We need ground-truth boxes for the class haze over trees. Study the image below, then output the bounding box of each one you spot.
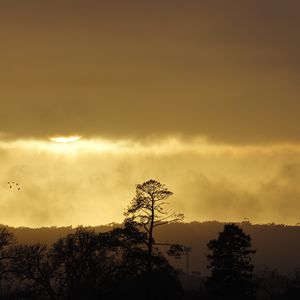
[0,180,299,299]
[0,180,184,300]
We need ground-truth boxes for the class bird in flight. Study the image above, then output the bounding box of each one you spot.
[8,181,21,191]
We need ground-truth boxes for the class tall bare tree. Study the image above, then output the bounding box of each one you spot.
[125,179,184,270]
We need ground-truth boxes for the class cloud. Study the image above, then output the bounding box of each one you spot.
[0,0,299,143]
[0,137,300,226]
[0,0,299,225]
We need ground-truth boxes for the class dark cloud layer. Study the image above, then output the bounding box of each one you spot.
[0,0,299,142]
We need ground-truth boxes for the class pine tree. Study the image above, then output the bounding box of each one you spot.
[206,223,256,300]
[125,179,184,271]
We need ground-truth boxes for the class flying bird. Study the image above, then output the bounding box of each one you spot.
[7,181,22,191]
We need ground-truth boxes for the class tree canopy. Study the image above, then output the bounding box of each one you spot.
[125,179,184,270]
[206,223,256,300]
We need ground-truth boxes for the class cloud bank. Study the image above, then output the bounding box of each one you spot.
[0,137,300,227]
[0,0,300,143]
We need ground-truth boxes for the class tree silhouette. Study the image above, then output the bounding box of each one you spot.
[206,223,256,300]
[51,227,121,300]
[0,228,15,295]
[4,223,182,300]
[124,179,184,271]
[280,268,300,300]
[11,243,59,300]
[106,221,182,300]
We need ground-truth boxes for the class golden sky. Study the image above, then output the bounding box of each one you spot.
[0,0,300,226]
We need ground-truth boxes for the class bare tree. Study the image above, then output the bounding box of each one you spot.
[125,179,184,270]
[11,243,59,300]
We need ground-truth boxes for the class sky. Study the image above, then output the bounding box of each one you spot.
[0,0,300,227]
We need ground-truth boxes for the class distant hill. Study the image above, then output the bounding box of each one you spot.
[3,221,300,275]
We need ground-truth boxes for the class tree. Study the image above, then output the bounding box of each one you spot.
[11,243,59,300]
[125,179,184,270]
[51,225,182,300]
[206,223,256,300]
[8,224,181,300]
[51,227,120,300]
[0,227,14,294]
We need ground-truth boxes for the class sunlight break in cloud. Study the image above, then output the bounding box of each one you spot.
[1,137,300,156]
[50,136,82,143]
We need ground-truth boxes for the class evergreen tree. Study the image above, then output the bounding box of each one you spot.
[125,179,184,271]
[206,223,256,300]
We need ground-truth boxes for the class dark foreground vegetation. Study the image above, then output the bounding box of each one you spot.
[0,180,299,299]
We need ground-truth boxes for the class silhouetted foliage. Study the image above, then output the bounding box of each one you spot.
[0,223,299,300]
[167,244,185,258]
[11,243,59,300]
[255,267,288,299]
[0,228,14,295]
[125,179,184,271]
[206,223,256,300]
[0,177,188,300]
[281,268,300,300]
[254,267,300,300]
[4,223,182,300]
[1,183,300,300]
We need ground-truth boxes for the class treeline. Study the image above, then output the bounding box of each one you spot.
[6,222,300,274]
[0,224,182,300]
[0,223,299,299]
[5,221,300,276]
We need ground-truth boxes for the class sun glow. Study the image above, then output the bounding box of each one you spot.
[50,136,81,143]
